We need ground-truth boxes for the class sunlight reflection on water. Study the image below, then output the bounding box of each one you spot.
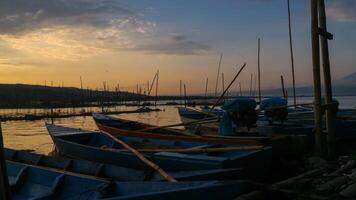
[2,96,355,154]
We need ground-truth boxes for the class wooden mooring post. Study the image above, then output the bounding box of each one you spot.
[257,38,262,103]
[318,0,335,159]
[310,0,323,156]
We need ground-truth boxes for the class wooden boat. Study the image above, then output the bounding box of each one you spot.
[4,148,244,181]
[177,107,220,124]
[5,160,256,200]
[92,112,269,145]
[46,124,272,179]
[177,107,315,136]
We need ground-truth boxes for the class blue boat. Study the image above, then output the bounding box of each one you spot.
[46,124,272,180]
[6,160,256,199]
[4,148,244,181]
[177,107,221,124]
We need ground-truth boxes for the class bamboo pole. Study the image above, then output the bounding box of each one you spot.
[281,75,286,98]
[179,80,182,104]
[249,73,253,97]
[318,0,335,159]
[104,145,265,154]
[80,76,83,106]
[184,84,187,107]
[210,63,246,111]
[287,0,297,108]
[155,70,159,107]
[214,53,223,97]
[239,82,242,96]
[195,63,247,133]
[254,75,257,98]
[0,123,11,200]
[100,131,177,182]
[311,0,323,156]
[222,72,225,94]
[257,38,262,103]
[204,78,209,99]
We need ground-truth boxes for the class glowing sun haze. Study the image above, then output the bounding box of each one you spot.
[0,0,355,95]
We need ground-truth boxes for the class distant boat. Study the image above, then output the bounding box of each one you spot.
[177,107,223,124]
[4,148,244,181]
[92,112,269,146]
[46,123,272,179]
[6,160,256,199]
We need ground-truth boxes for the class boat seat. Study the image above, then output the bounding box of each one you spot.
[10,165,63,200]
[13,151,42,165]
[38,156,71,170]
[100,164,145,181]
[6,162,28,191]
[30,174,65,200]
[69,159,101,176]
[52,176,110,199]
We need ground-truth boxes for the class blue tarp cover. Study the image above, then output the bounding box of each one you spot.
[222,97,257,112]
[260,97,287,111]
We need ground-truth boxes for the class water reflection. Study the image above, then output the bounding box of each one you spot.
[2,96,355,154]
[2,106,181,154]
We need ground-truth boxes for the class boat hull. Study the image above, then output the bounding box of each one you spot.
[6,160,257,200]
[4,148,244,181]
[47,124,272,180]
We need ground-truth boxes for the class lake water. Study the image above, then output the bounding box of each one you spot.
[2,96,356,154]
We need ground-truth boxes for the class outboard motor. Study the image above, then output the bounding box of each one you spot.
[218,97,258,136]
[260,97,288,124]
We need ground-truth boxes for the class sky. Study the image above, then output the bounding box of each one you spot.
[0,0,355,95]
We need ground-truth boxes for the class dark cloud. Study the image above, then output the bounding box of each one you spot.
[131,35,211,55]
[171,35,186,41]
[0,0,134,34]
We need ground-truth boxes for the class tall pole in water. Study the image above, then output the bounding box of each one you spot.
[281,75,286,98]
[318,0,335,158]
[249,73,253,97]
[0,123,11,200]
[221,73,226,96]
[155,70,159,107]
[214,53,223,97]
[311,0,323,156]
[204,78,209,99]
[257,38,262,103]
[179,80,182,104]
[253,75,257,98]
[80,76,83,106]
[287,0,297,108]
[184,84,187,107]
[239,82,242,96]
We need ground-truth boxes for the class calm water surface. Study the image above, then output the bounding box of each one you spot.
[2,96,356,154]
[2,106,181,154]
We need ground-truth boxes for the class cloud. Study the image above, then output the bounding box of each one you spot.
[130,34,211,55]
[326,0,356,22]
[0,0,156,61]
[0,0,135,35]
[0,0,211,62]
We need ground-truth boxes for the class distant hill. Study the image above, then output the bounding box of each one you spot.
[263,72,356,96]
[333,72,356,86]
[0,84,145,108]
